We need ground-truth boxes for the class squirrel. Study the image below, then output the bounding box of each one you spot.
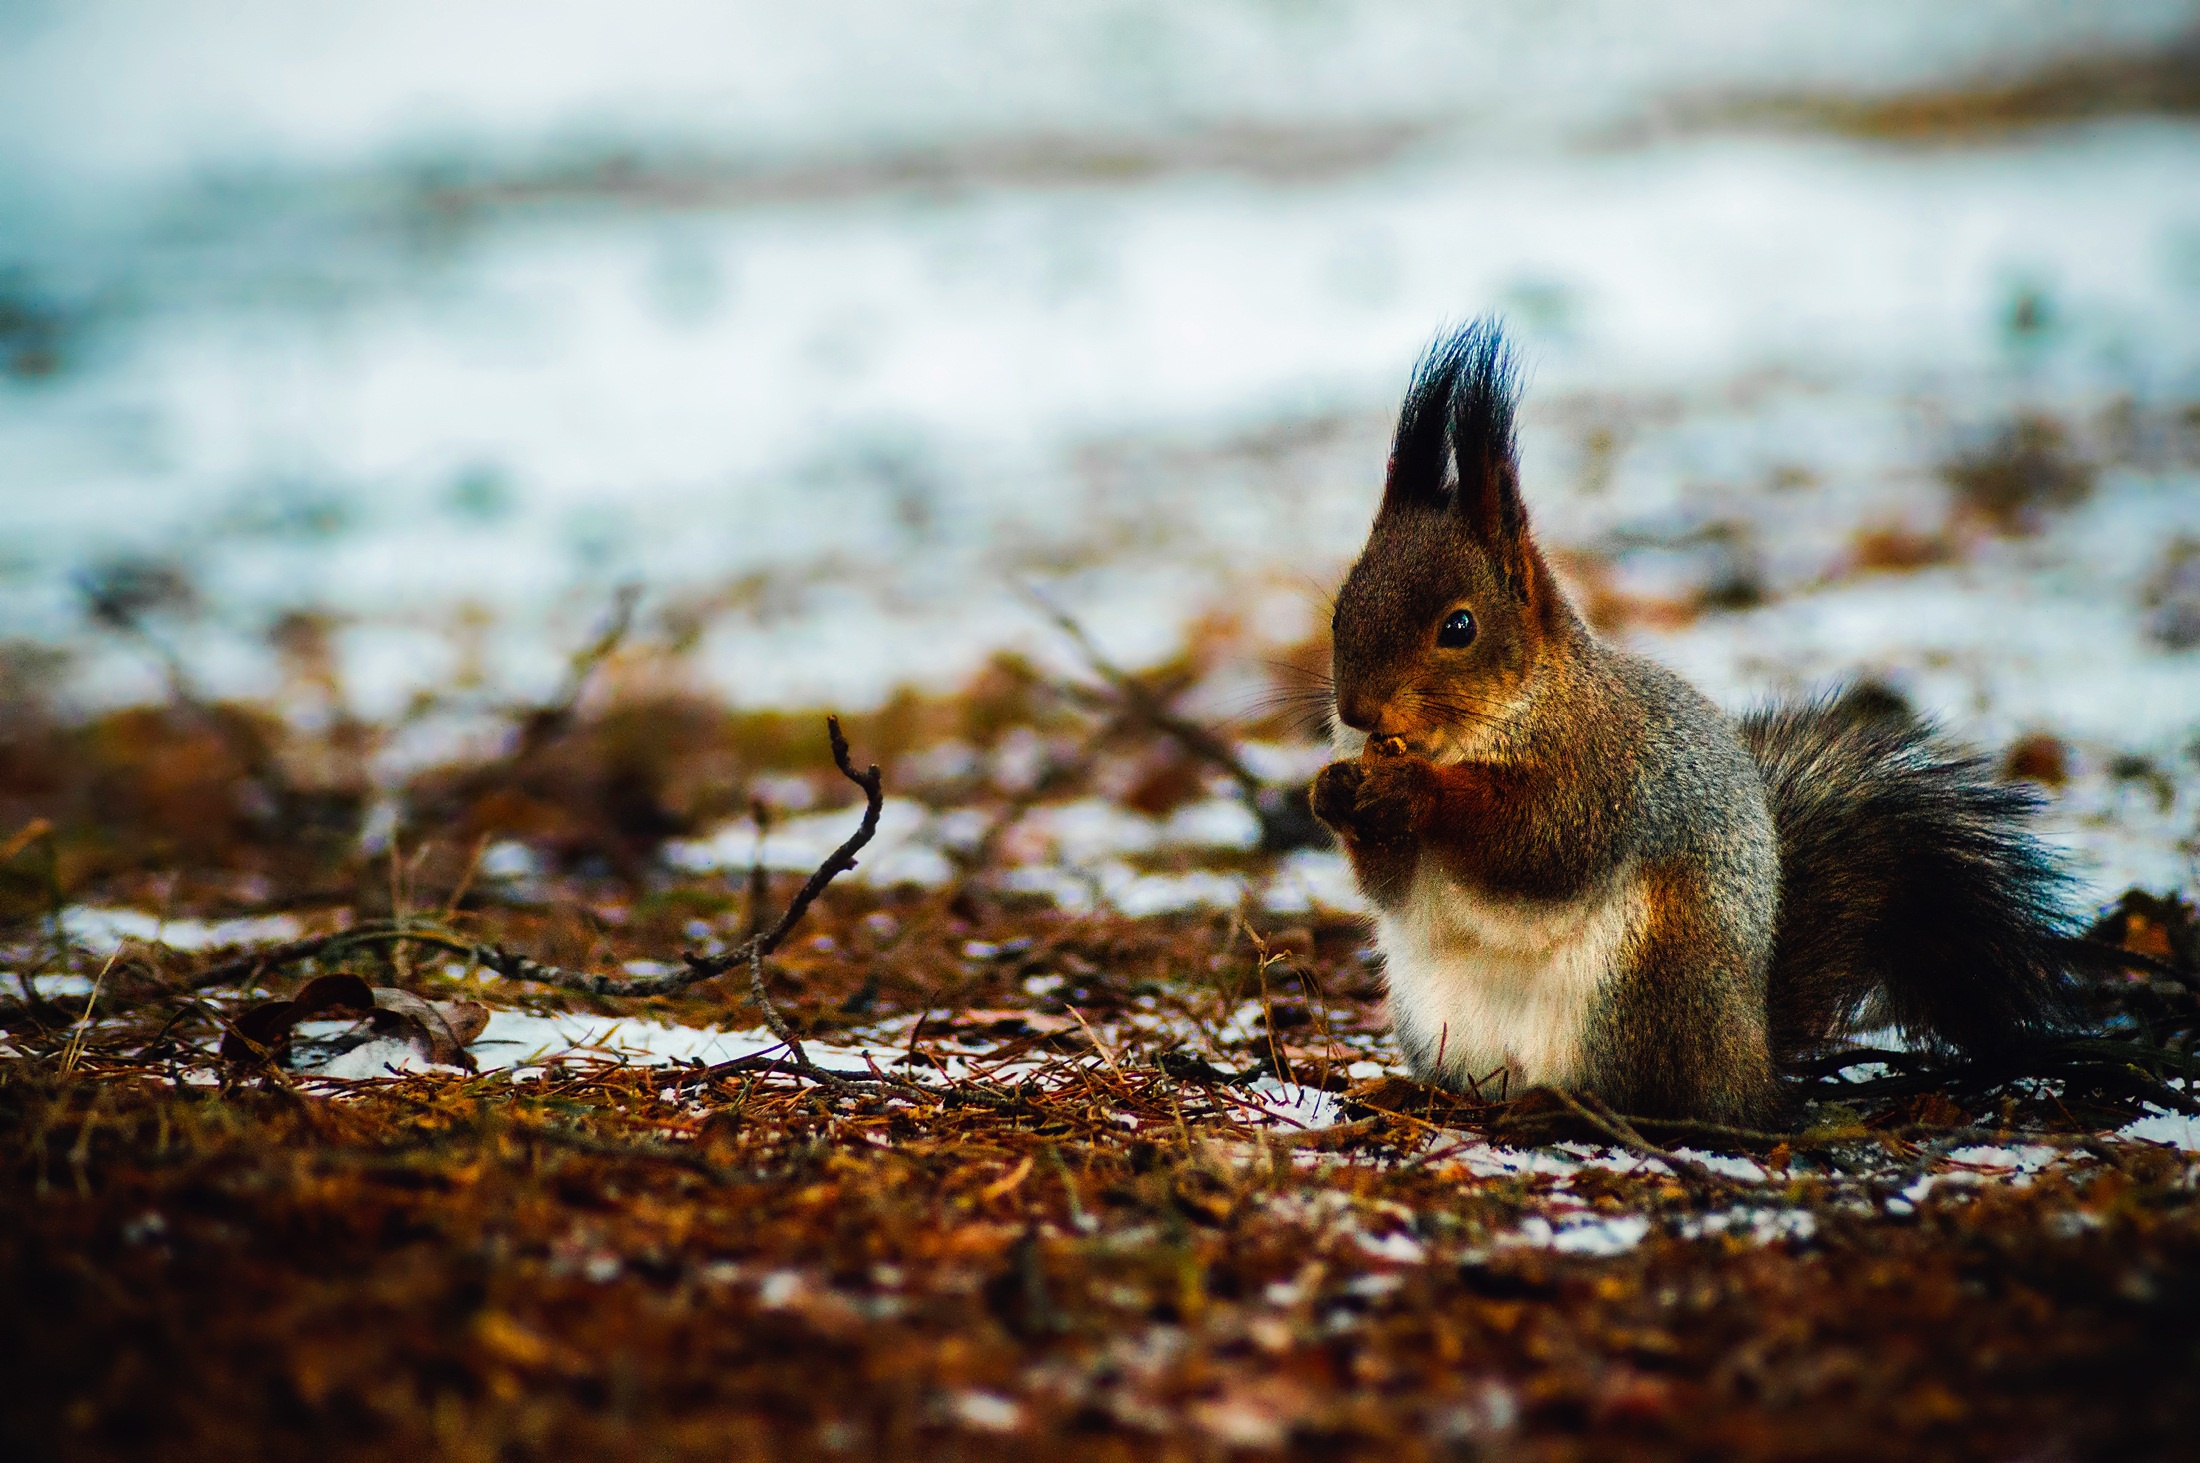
[1310,321,2078,1126]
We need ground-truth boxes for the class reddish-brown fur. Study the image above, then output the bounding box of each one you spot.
[1311,322,2076,1125]
[1312,323,1784,1122]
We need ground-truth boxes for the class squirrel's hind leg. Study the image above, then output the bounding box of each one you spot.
[1582,864,1784,1127]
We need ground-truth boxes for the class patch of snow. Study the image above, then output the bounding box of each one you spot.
[1672,1148,1769,1182]
[13,122,2200,721]
[1500,1213,1652,1257]
[1241,1077,1346,1131]
[62,908,303,956]
[307,1036,456,1080]
[1883,1143,2069,1209]
[2119,1110,2200,1152]
[1162,798,1261,851]
[1261,848,1367,915]
[665,800,953,888]
[1432,1383,1520,1442]
[622,794,1276,918]
[997,864,1100,912]
[469,1010,784,1071]
[1682,1207,1818,1244]
[947,1391,1024,1434]
[1212,1001,1269,1049]
[460,1008,956,1083]
[1237,741,1336,786]
[756,1270,807,1310]
[1006,797,1261,868]
[478,840,541,881]
[1354,1230,1428,1265]
[1944,1143,2063,1177]
[1100,865,1247,917]
[749,772,820,812]
[1443,1141,1640,1180]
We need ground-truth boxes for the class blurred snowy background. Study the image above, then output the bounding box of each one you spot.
[1,0,2197,898]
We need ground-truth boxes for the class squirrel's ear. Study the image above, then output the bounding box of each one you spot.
[1448,323,1529,597]
[1379,331,1465,518]
[1379,321,1531,595]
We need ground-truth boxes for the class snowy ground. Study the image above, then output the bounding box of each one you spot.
[6,19,2200,1448]
[21,926,2199,1266]
[3,5,2196,913]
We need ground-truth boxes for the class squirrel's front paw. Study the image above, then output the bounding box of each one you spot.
[1309,760,1366,830]
[1311,755,1427,842]
[1349,753,1429,841]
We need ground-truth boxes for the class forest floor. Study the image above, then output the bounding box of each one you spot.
[8,19,2200,1460]
[4,599,2198,1463]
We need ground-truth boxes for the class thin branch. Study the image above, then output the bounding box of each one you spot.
[1022,584,1264,797]
[511,582,642,761]
[747,939,810,1070]
[34,714,876,1020]
[1021,584,1326,852]
[1544,1087,1731,1192]
[366,714,885,1002]
[740,716,883,967]
[87,715,1018,1112]
[106,930,373,1012]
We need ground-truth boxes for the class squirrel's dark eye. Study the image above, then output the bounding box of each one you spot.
[1437,609,1476,648]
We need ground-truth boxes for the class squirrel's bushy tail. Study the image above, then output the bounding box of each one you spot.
[1741,693,2080,1063]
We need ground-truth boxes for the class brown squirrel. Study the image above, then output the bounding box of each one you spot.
[1311,322,2077,1126]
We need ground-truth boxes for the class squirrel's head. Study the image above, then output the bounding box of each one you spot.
[1330,321,1574,763]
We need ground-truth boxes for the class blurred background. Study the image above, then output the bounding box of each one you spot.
[1,0,2197,900]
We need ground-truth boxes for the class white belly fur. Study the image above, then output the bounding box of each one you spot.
[1374,861,1644,1095]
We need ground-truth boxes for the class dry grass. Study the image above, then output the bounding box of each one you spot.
[3,624,2198,1462]
[7,1056,2200,1463]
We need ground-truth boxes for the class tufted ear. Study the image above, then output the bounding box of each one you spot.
[1378,321,1531,597]
[1378,331,1466,517]
[1447,322,1528,594]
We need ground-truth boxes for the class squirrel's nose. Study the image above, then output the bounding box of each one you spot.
[1337,694,1385,733]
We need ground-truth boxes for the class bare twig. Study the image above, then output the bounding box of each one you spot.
[512,583,642,761]
[1065,1005,1124,1082]
[733,716,883,972]
[1545,1087,1731,1192]
[80,715,1018,1113]
[141,931,369,1003]
[1025,586,1265,797]
[358,715,884,1002]
[743,796,771,941]
[441,833,493,919]
[78,573,311,832]
[58,949,120,1073]
[747,939,811,1070]
[26,715,875,1021]
[1022,585,1324,852]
